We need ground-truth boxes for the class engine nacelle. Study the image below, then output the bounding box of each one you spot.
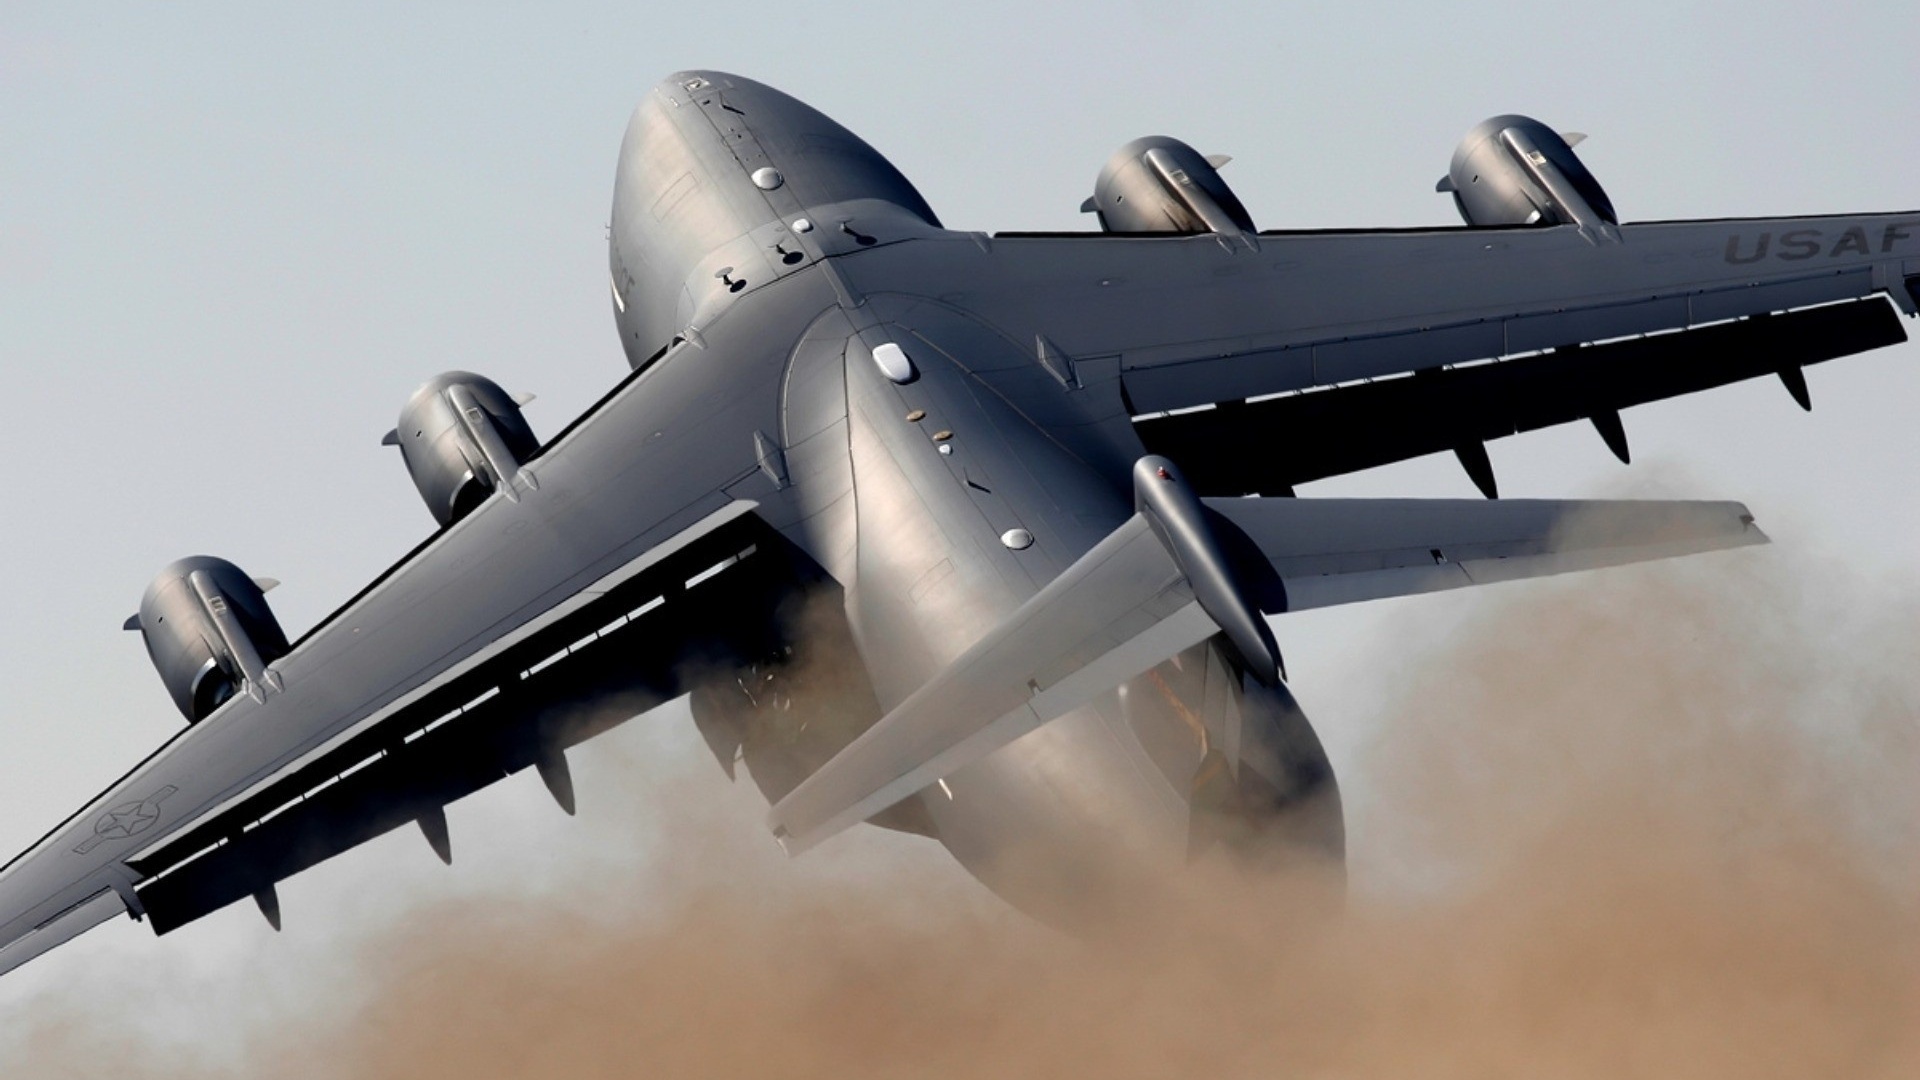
[128,557,289,723]
[1439,115,1618,241]
[383,372,539,527]
[1083,136,1255,237]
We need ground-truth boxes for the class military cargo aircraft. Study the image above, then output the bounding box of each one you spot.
[1,70,1914,973]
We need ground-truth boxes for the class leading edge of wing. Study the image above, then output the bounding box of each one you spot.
[990,207,1920,240]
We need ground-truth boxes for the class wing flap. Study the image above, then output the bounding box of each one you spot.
[1139,297,1906,494]
[767,515,1215,854]
[122,514,808,936]
[1205,496,1766,612]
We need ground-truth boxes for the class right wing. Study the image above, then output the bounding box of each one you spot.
[841,211,1916,494]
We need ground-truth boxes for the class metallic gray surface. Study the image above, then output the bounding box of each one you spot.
[0,69,1911,972]
[133,557,290,723]
[1087,136,1254,237]
[1443,114,1619,241]
[1131,456,1282,685]
[386,372,541,526]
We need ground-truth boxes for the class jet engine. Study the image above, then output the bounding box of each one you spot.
[383,372,539,527]
[127,557,290,723]
[1083,136,1254,236]
[1438,115,1618,240]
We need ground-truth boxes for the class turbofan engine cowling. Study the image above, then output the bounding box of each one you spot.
[384,372,539,527]
[128,556,289,723]
[1083,136,1255,236]
[1439,114,1618,241]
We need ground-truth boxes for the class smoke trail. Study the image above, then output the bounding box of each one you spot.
[4,550,1916,1078]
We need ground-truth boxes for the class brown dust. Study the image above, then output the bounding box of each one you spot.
[7,552,1917,1078]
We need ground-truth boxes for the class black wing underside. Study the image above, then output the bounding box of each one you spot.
[1135,297,1908,495]
[125,513,807,935]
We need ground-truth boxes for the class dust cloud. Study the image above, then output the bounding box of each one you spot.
[6,550,1918,1079]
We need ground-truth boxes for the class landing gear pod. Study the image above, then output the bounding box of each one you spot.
[1083,136,1255,237]
[383,372,539,527]
[127,557,290,723]
[1439,115,1619,242]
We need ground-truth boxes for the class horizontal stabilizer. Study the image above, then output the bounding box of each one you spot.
[771,485,1764,855]
[768,514,1215,854]
[1205,496,1766,612]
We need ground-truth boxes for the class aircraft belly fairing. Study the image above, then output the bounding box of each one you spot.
[0,68,1908,976]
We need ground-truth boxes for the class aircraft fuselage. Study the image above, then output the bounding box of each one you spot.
[607,72,1341,917]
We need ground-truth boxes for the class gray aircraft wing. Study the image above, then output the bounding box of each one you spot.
[0,263,832,975]
[835,212,1916,494]
[768,462,1765,854]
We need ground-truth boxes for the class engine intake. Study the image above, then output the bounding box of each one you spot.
[1083,136,1254,237]
[1439,115,1618,242]
[384,372,539,527]
[127,557,289,723]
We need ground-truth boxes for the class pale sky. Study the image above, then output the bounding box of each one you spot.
[2,0,1916,1059]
